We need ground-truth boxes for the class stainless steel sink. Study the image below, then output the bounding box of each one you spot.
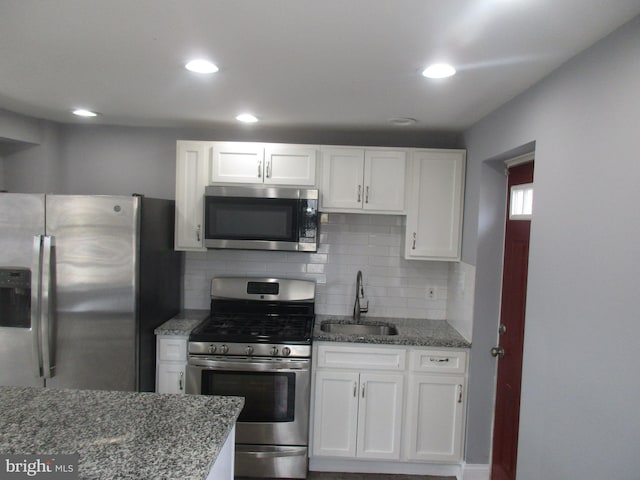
[320,321,398,336]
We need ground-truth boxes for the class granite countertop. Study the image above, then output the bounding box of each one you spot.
[155,310,470,349]
[313,315,471,348]
[0,386,244,480]
[154,309,209,336]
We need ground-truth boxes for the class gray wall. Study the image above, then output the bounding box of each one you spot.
[462,14,640,478]
[2,121,462,196]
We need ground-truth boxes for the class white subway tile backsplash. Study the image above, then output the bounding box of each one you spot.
[183,214,454,319]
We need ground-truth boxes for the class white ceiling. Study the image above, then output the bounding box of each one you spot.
[1,0,639,131]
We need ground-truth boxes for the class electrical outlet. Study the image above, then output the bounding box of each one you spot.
[427,287,436,300]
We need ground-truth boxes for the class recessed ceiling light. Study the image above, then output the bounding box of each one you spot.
[185,59,219,74]
[422,63,456,79]
[389,117,417,126]
[236,113,259,123]
[72,109,99,117]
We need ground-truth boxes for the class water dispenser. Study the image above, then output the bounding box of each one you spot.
[0,268,31,328]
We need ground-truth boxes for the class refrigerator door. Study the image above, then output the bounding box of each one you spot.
[0,193,46,387]
[45,195,139,390]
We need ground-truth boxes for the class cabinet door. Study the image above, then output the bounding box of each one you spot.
[357,372,404,460]
[264,145,317,185]
[405,374,465,462]
[363,150,406,212]
[320,148,365,209]
[210,142,264,184]
[312,370,359,457]
[157,363,186,394]
[405,150,465,261]
[175,141,208,251]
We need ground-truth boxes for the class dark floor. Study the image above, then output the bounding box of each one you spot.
[307,474,454,480]
[238,474,455,480]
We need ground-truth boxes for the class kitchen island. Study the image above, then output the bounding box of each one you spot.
[0,386,243,480]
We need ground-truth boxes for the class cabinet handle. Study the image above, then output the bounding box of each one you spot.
[457,384,463,403]
[357,185,362,202]
[196,224,201,242]
[430,357,450,363]
[361,383,366,398]
[266,160,271,178]
[179,371,184,391]
[365,186,369,204]
[257,160,263,178]
[412,232,417,250]
[353,382,357,397]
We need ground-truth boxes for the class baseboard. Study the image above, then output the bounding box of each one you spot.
[309,457,462,478]
[461,463,490,480]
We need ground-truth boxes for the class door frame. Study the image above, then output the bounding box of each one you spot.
[490,154,534,480]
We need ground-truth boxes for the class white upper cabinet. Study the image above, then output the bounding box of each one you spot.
[209,142,317,186]
[175,140,209,251]
[264,144,317,185]
[404,150,465,261]
[321,147,406,213]
[363,150,407,212]
[210,142,264,184]
[175,140,466,260]
[320,148,365,210]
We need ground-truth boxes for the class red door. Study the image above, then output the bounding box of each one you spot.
[490,161,534,480]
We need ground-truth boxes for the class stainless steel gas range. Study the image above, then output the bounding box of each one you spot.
[186,277,315,479]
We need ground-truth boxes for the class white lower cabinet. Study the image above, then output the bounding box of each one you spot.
[313,370,404,459]
[313,371,359,457]
[404,348,467,462]
[156,336,188,394]
[405,374,465,462]
[357,372,404,459]
[311,343,467,468]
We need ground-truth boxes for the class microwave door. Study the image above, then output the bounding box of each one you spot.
[204,197,299,250]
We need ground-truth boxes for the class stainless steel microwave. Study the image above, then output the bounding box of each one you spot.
[204,186,319,252]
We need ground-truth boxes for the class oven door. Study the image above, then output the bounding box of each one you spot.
[186,356,310,446]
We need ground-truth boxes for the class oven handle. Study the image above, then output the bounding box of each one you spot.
[187,356,310,372]
[236,446,306,459]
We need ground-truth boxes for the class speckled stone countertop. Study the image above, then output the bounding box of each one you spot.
[154,309,208,336]
[0,386,244,480]
[314,315,471,348]
[155,311,470,348]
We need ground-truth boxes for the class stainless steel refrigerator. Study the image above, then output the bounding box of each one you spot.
[0,193,182,391]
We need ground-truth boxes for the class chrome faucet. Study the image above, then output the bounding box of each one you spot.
[353,270,368,322]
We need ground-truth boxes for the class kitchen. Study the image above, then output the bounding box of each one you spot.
[1,2,640,480]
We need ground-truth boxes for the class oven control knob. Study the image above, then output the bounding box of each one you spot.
[208,344,217,354]
[245,346,254,356]
[270,346,279,356]
[220,344,229,354]
[282,347,291,357]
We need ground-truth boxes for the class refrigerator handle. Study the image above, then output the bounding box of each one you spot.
[41,235,55,378]
[31,235,44,378]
